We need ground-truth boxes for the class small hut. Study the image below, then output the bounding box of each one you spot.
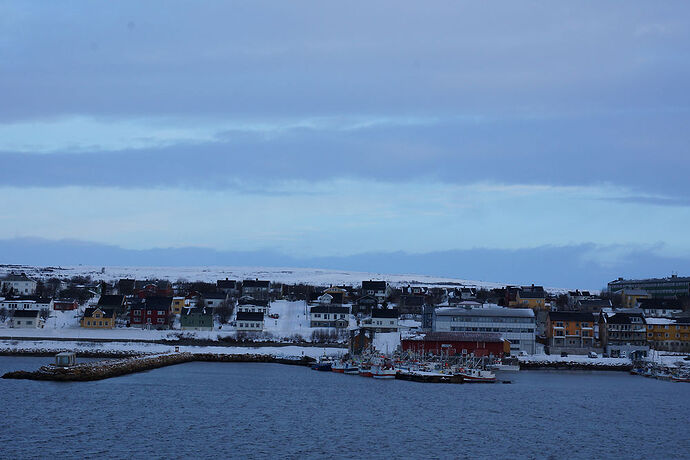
[55,352,77,367]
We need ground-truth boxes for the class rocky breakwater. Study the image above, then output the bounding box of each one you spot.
[2,352,195,382]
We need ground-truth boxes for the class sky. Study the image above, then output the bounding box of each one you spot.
[1,1,690,289]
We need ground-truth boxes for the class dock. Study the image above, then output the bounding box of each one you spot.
[1,353,315,382]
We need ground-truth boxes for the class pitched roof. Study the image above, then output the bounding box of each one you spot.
[548,312,597,322]
[605,312,646,324]
[637,298,683,309]
[577,299,612,307]
[310,305,350,314]
[242,280,270,288]
[13,309,40,318]
[362,280,387,291]
[204,292,228,300]
[372,308,399,318]
[2,273,34,282]
[97,295,125,307]
[236,311,264,321]
[83,307,116,318]
[144,296,172,309]
[217,279,237,289]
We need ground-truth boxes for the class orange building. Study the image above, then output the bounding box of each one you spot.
[547,311,598,349]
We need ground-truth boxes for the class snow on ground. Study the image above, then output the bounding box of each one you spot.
[518,354,631,366]
[372,332,401,354]
[0,339,344,358]
[1,264,572,292]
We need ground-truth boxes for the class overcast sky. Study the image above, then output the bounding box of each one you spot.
[2,2,689,288]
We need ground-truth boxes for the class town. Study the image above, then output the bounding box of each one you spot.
[1,268,689,374]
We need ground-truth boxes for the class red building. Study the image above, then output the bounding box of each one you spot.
[54,299,79,311]
[401,332,509,357]
[130,296,172,329]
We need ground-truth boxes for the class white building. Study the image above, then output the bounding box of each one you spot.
[235,311,264,331]
[361,309,399,332]
[433,307,536,355]
[1,273,37,295]
[11,310,42,328]
[0,299,37,310]
[203,292,229,310]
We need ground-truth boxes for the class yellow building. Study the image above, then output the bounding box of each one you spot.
[515,291,546,310]
[172,297,187,315]
[617,289,651,309]
[646,318,690,352]
[81,307,116,328]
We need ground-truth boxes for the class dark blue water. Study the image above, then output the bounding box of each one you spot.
[0,357,688,459]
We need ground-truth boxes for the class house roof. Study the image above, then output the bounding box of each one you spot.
[362,280,387,291]
[204,292,228,300]
[637,298,683,309]
[84,307,116,318]
[97,295,125,307]
[404,332,505,343]
[242,280,270,288]
[435,307,535,318]
[372,308,399,318]
[185,307,212,316]
[577,299,612,308]
[144,296,172,309]
[217,279,237,289]
[310,305,350,314]
[236,311,264,321]
[13,309,40,318]
[605,313,646,324]
[548,312,597,322]
[2,273,34,282]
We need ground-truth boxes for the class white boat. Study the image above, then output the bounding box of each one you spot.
[371,364,397,379]
[487,363,520,373]
[454,367,496,383]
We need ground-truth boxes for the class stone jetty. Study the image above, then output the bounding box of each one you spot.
[2,353,315,382]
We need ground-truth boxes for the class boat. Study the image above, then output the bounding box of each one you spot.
[332,360,359,374]
[371,363,397,379]
[487,363,520,373]
[311,354,334,371]
[454,367,496,383]
[358,362,373,377]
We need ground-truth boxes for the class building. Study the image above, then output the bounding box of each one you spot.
[217,278,239,297]
[361,280,391,302]
[235,311,264,331]
[608,274,690,299]
[129,296,172,329]
[20,296,53,310]
[0,299,38,310]
[53,299,79,311]
[97,295,127,314]
[514,285,546,310]
[637,298,684,318]
[237,297,269,314]
[433,307,536,355]
[241,279,270,301]
[576,299,612,313]
[546,311,598,351]
[118,279,136,296]
[323,287,347,304]
[616,289,652,309]
[645,318,690,352]
[204,292,229,310]
[172,297,187,315]
[401,332,509,357]
[599,312,648,357]
[309,305,349,328]
[1,273,37,295]
[11,310,42,328]
[180,307,214,331]
[81,307,116,328]
[399,295,426,315]
[361,308,399,332]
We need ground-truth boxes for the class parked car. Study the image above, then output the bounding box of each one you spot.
[588,351,598,358]
[560,351,568,357]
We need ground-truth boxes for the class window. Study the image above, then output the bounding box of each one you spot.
[158,310,164,315]
[99,321,103,326]
[87,321,91,326]
[157,318,164,324]
[314,313,321,318]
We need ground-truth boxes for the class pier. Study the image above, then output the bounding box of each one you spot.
[1,352,315,382]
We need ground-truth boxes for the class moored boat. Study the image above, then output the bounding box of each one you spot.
[454,367,496,383]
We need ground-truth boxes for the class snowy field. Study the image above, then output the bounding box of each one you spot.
[0,264,571,292]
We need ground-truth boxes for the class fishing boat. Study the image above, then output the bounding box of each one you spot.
[332,360,359,374]
[311,355,334,371]
[454,367,496,383]
[371,363,397,379]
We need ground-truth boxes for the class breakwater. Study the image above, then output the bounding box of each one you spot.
[2,353,315,382]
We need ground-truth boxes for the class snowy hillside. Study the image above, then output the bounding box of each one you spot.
[0,264,571,292]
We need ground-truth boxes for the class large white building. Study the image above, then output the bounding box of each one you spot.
[1,273,37,296]
[433,307,536,354]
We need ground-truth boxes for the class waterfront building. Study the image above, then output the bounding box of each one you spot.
[599,312,648,357]
[81,307,116,328]
[0,273,37,296]
[433,307,536,354]
[608,274,690,299]
[235,311,264,331]
[546,311,598,351]
[646,317,690,352]
[401,332,509,357]
[180,307,214,331]
[309,305,349,328]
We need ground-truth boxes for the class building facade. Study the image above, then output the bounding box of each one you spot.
[401,332,509,357]
[547,311,598,351]
[309,305,350,328]
[608,275,690,299]
[433,307,536,354]
[599,312,648,357]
